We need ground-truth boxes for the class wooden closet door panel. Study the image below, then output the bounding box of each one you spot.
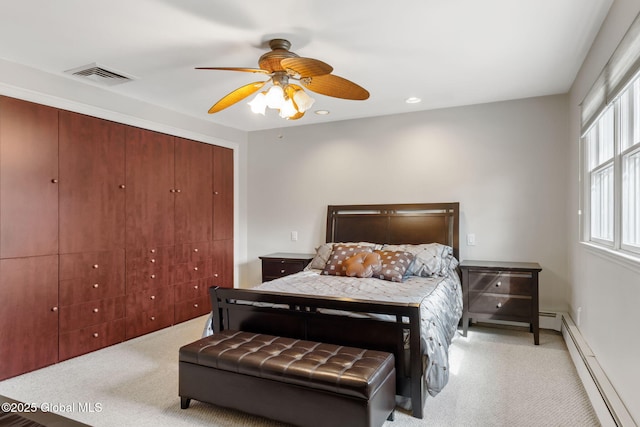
[0,97,58,258]
[59,111,126,253]
[212,146,233,241]
[0,255,58,380]
[174,137,212,244]
[125,128,175,249]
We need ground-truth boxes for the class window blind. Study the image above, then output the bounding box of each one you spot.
[581,10,640,134]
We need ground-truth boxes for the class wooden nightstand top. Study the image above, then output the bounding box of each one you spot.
[459,260,541,271]
[259,253,315,261]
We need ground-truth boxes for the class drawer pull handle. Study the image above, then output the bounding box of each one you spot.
[51,307,58,312]
[150,274,156,279]
[497,302,502,308]
[93,308,99,313]
[194,304,199,308]
[214,273,219,278]
[92,264,99,269]
[93,283,99,288]
[119,184,126,189]
[194,285,199,289]
[193,267,198,271]
[495,281,501,287]
[150,295,156,300]
[193,248,199,253]
[93,333,99,338]
[51,178,58,183]
[150,249,156,253]
[280,269,286,273]
[150,259,156,263]
[150,316,155,321]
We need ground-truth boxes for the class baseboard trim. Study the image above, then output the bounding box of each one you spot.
[561,313,637,427]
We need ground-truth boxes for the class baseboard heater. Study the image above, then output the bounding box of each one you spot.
[561,314,637,427]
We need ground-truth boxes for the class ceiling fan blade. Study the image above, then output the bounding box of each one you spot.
[208,81,267,114]
[196,67,270,74]
[281,57,333,77]
[300,74,370,100]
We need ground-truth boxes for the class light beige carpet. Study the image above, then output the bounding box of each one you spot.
[0,317,599,426]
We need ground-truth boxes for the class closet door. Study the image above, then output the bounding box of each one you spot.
[0,255,58,380]
[211,146,233,288]
[58,111,126,253]
[174,137,212,245]
[212,146,233,241]
[174,138,213,322]
[58,111,127,359]
[125,128,175,249]
[0,96,58,258]
[125,128,175,338]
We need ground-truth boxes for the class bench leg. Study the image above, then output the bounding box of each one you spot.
[180,397,191,409]
[387,410,395,421]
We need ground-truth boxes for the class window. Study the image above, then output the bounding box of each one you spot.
[581,10,640,261]
[582,76,640,257]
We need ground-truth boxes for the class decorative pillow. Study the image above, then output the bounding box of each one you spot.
[308,243,334,270]
[343,252,383,278]
[372,250,415,282]
[308,242,380,271]
[321,244,374,276]
[382,243,457,277]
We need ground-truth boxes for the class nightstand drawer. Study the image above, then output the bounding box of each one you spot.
[262,260,306,277]
[468,293,532,320]
[259,253,315,282]
[467,270,533,296]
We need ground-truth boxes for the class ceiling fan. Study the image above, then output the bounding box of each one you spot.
[196,39,370,120]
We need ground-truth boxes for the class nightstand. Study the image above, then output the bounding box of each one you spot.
[259,253,315,282]
[459,260,542,344]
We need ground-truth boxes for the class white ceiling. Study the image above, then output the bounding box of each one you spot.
[0,0,612,132]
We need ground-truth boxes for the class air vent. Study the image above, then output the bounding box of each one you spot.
[64,63,135,86]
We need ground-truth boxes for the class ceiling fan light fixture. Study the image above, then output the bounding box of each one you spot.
[247,82,316,119]
[265,85,285,109]
[247,92,267,115]
[293,88,315,112]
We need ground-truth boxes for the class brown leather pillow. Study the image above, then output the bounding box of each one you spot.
[343,252,383,278]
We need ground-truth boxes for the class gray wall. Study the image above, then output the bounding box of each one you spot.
[245,95,570,315]
[568,0,640,421]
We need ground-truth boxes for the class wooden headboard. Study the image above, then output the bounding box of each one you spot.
[326,202,459,259]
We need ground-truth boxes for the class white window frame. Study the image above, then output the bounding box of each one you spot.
[581,78,640,263]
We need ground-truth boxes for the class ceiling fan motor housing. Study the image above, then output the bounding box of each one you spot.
[258,39,298,72]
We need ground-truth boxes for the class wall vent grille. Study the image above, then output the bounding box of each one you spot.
[64,63,134,86]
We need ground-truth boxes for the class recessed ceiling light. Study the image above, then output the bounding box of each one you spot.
[314,110,330,115]
[405,97,422,104]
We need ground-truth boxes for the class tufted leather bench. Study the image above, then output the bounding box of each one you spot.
[179,330,396,427]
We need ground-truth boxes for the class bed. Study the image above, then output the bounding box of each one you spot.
[208,202,462,419]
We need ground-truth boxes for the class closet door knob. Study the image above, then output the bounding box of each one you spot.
[51,307,58,312]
